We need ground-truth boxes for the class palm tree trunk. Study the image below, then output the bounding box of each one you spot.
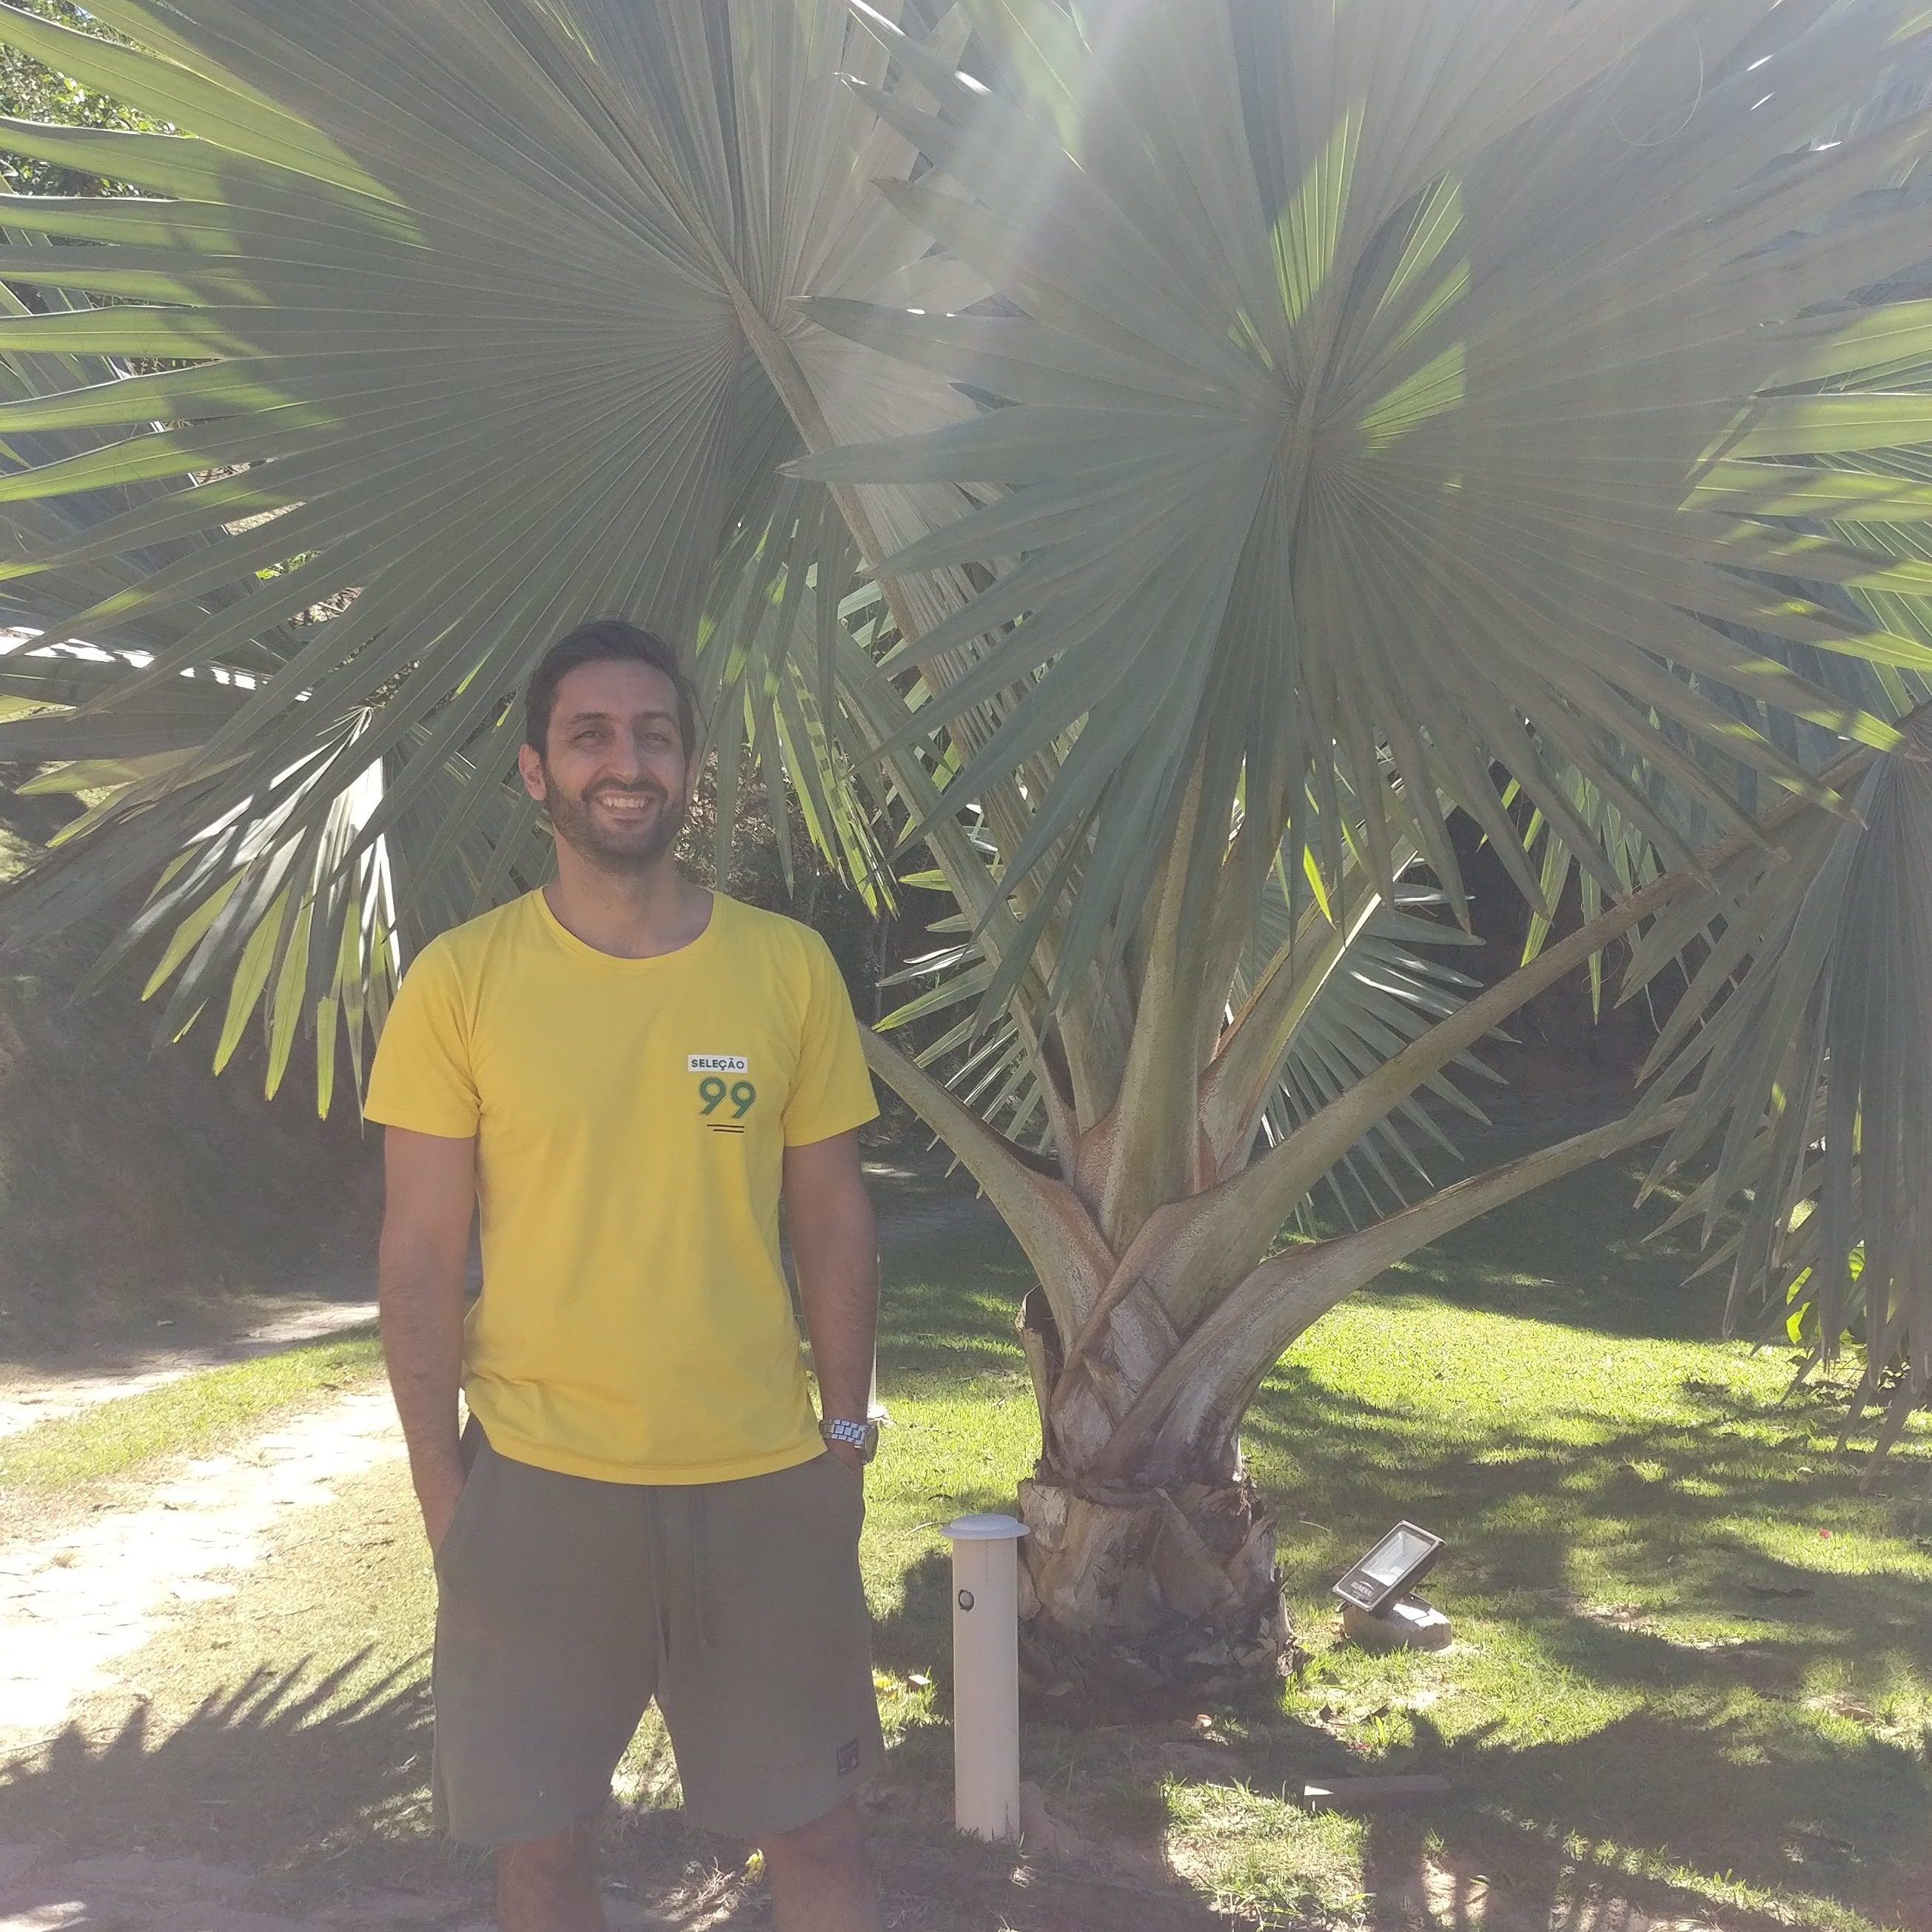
[855,731,1860,1696]
[1016,1462,1291,1697]
[1010,1103,1688,1696]
[866,985,1702,1697]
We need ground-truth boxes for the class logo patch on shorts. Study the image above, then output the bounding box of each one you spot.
[836,1739,862,1778]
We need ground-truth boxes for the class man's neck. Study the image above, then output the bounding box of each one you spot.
[543,853,714,960]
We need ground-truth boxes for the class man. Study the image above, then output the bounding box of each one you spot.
[366,618,885,1932]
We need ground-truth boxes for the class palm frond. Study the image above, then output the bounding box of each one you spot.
[0,0,1929,1156]
[1629,708,1932,1438]
[884,820,1492,1212]
[0,0,973,1101]
[1247,886,1495,1230]
[799,0,1932,1003]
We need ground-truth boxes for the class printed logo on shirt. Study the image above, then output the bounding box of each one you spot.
[692,1056,758,1132]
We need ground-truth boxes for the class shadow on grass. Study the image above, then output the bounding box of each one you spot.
[2,1158,1921,1928]
[0,1641,1254,1932]
[878,1216,1035,1383]
[874,1543,1925,1925]
[1243,1362,1930,1926]
[1247,1369,1931,1682]
[871,1544,956,1684]
[876,1160,1931,1927]
[0,1651,463,1902]
[1318,1125,1733,1343]
[1354,1705,1931,1932]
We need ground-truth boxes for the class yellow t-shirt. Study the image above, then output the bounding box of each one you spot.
[363,888,878,1483]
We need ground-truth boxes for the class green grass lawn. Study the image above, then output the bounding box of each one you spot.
[855,1152,1932,1932]
[0,1327,383,1537]
[1,1149,1927,1931]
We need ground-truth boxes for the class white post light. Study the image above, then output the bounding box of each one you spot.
[942,1512,1028,1841]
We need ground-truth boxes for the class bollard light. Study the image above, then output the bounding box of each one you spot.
[942,1512,1029,1842]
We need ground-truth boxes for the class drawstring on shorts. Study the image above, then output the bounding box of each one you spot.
[690,1486,712,1653]
[645,1486,714,1664]
[644,1488,672,1685]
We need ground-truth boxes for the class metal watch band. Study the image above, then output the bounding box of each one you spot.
[819,1417,879,1461]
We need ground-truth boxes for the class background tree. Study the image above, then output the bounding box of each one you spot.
[0,2,157,196]
[1,0,1930,1688]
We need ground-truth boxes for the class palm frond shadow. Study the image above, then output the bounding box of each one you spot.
[0,1648,452,1889]
[868,1537,1925,1930]
[1245,1375,1928,1920]
[1249,1378,1931,1645]
[1354,1706,1925,1932]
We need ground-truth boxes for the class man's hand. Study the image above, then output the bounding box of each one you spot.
[415,1459,468,1557]
[378,1124,477,1566]
[823,1438,868,1485]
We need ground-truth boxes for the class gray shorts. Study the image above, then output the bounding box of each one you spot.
[430,1427,882,1847]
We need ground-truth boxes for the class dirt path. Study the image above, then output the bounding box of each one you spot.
[0,1300,380,1441]
[0,1181,1019,1930]
[0,1184,995,1748]
[0,1845,511,1931]
[0,1837,1265,1931]
[0,1357,1228,1932]
[0,1386,403,1754]
[0,1386,457,1929]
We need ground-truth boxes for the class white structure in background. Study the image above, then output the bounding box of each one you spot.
[942,1512,1028,1842]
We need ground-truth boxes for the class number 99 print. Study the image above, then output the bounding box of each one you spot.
[688,1055,755,1130]
[698,1076,757,1121]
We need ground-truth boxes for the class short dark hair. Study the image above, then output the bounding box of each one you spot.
[523,618,699,758]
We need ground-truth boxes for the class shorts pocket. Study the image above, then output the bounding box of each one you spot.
[433,1454,489,1583]
[818,1449,867,1537]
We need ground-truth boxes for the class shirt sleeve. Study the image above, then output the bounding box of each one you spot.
[782,929,879,1147]
[363,937,480,1138]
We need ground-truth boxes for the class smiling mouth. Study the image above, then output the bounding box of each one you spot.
[589,791,662,816]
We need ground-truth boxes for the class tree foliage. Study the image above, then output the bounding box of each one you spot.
[0,1,1929,1657]
[0,2,161,194]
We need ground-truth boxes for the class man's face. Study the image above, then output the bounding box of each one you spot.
[518,660,696,873]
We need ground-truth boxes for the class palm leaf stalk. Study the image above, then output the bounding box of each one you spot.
[1,1,1931,1685]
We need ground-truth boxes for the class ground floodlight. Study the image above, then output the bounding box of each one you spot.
[1332,1521,1443,1617]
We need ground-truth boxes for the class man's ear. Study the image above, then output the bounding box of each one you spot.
[516,742,547,802]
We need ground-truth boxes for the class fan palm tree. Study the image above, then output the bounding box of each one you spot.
[1,0,1931,1686]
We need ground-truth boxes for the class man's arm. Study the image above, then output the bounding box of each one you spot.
[378,1124,477,1554]
[783,1129,878,1478]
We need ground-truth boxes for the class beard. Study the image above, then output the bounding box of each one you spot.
[543,771,688,874]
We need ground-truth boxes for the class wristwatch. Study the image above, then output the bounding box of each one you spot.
[819,1417,879,1463]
